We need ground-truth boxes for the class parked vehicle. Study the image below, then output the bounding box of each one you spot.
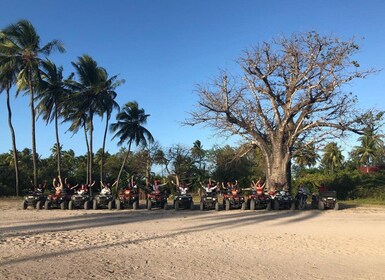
[44,191,71,210]
[68,192,91,210]
[22,190,46,210]
[223,189,246,210]
[295,187,308,210]
[116,188,140,210]
[245,187,271,210]
[173,194,194,210]
[146,190,168,210]
[312,191,339,210]
[200,192,220,211]
[270,189,295,210]
[93,193,115,210]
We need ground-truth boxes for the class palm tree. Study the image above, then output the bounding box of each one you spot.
[353,126,384,172]
[321,142,344,174]
[97,69,123,183]
[1,19,65,185]
[0,47,20,195]
[66,55,105,185]
[35,59,67,177]
[110,101,154,193]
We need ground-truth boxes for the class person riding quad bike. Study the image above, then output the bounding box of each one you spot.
[116,178,140,210]
[199,179,220,211]
[222,180,246,210]
[172,179,194,211]
[245,178,271,211]
[146,180,169,210]
[22,180,47,210]
[68,181,94,210]
[45,176,71,210]
[93,181,115,210]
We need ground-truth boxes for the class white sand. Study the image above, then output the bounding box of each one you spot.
[1,199,385,279]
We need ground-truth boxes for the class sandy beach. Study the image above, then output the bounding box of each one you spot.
[1,199,385,280]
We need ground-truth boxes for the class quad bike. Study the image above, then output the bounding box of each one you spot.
[223,189,246,210]
[44,191,71,210]
[200,191,220,211]
[311,191,339,210]
[146,190,168,210]
[270,190,295,210]
[245,187,271,211]
[295,188,308,210]
[173,193,194,210]
[93,191,115,210]
[68,191,92,210]
[116,188,140,210]
[22,190,46,210]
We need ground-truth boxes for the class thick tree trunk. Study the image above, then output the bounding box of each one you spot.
[29,83,38,186]
[6,87,20,196]
[54,107,61,177]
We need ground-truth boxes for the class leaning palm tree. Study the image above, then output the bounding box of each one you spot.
[110,101,154,193]
[0,34,20,195]
[0,19,65,185]
[35,59,67,177]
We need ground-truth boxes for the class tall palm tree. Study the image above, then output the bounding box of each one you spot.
[66,55,105,185]
[97,69,123,183]
[0,34,20,195]
[321,142,344,174]
[35,59,67,177]
[110,101,154,193]
[1,19,65,185]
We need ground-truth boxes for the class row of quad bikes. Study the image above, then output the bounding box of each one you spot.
[22,187,339,211]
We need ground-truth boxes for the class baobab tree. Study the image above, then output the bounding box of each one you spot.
[187,31,375,191]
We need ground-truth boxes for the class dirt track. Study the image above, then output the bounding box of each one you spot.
[1,199,385,279]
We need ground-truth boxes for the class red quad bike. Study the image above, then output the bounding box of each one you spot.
[270,190,295,210]
[44,191,72,210]
[223,189,246,211]
[22,190,46,210]
[116,188,140,210]
[146,190,168,210]
[246,187,271,211]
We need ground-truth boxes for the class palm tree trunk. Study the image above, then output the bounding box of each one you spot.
[84,125,90,184]
[6,87,20,196]
[100,114,110,182]
[54,106,61,177]
[29,81,38,186]
[115,141,132,197]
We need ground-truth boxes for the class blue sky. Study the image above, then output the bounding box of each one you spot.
[1,0,385,158]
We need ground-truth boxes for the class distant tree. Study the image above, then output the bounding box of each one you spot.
[187,31,374,190]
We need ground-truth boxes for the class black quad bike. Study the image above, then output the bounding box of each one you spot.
[22,190,46,210]
[312,191,339,210]
[44,192,71,210]
[223,189,246,211]
[173,193,194,210]
[245,187,271,211]
[270,190,295,210]
[295,188,308,210]
[146,190,168,210]
[93,192,115,210]
[200,192,220,211]
[68,192,92,210]
[116,188,140,210]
